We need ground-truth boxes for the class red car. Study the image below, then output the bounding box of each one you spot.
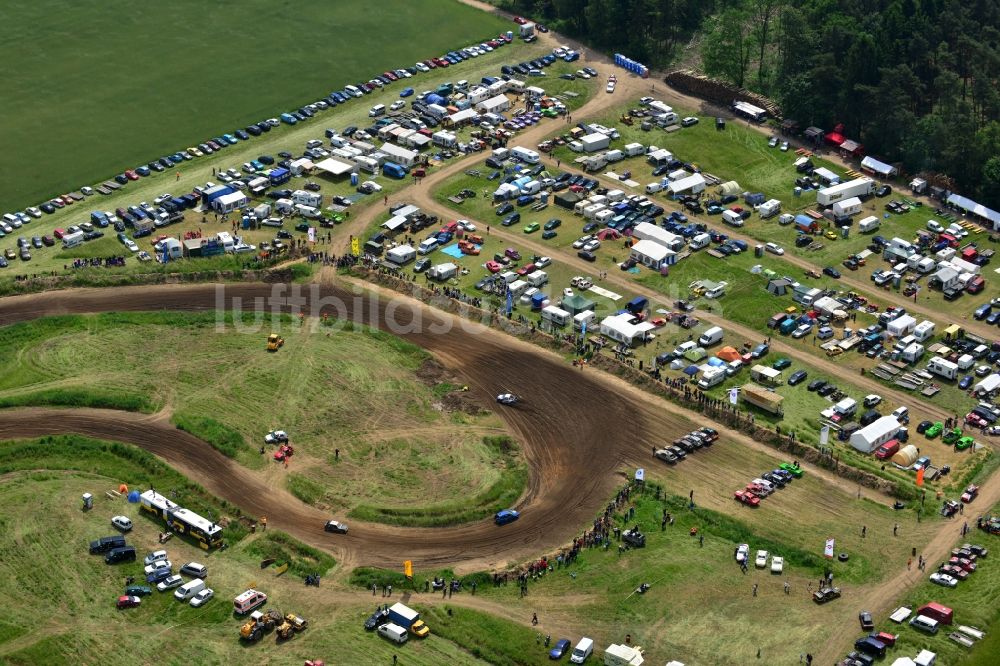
[486,260,502,273]
[117,595,141,609]
[965,412,988,427]
[745,483,768,499]
[734,490,760,507]
[513,15,527,24]
[938,564,970,581]
[53,228,66,239]
[515,263,536,276]
[424,59,437,69]
[274,444,294,462]
[873,631,897,647]
[962,484,980,503]
[383,71,398,81]
[125,170,139,181]
[949,556,977,572]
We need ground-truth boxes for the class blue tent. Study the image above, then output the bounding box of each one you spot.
[127,490,140,503]
[706,357,725,367]
[682,365,699,376]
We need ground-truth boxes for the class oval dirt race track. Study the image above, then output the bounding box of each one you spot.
[0,283,700,571]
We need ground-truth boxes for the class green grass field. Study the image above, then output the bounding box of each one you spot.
[0,312,515,515]
[0,444,503,665]
[4,0,509,210]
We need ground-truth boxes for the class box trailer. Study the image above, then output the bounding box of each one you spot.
[428,262,457,281]
[832,197,862,217]
[741,384,784,415]
[623,143,645,157]
[817,177,876,206]
[387,603,420,628]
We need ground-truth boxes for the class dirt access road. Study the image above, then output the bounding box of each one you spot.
[395,149,954,425]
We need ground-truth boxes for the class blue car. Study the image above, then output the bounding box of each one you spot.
[549,638,570,659]
[400,87,414,98]
[146,568,172,584]
[959,375,974,390]
[494,509,519,526]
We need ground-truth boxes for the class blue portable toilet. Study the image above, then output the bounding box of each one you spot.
[530,292,546,310]
[350,173,359,186]
[540,191,549,204]
[506,30,513,40]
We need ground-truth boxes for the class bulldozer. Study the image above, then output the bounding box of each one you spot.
[276,613,308,640]
[266,333,284,352]
[239,609,283,641]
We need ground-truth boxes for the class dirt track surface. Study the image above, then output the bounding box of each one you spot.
[0,283,644,572]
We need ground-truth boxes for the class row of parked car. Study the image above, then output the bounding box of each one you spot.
[733,462,803,507]
[8,31,517,224]
[653,427,719,464]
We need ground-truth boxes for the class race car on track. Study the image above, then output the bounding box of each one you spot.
[324,520,348,534]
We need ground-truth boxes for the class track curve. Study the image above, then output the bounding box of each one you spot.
[0,283,653,571]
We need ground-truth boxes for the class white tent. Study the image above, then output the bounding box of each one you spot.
[629,239,674,268]
[849,416,900,453]
[314,157,354,177]
[599,313,655,346]
[861,155,898,177]
[667,174,706,196]
[975,373,1000,396]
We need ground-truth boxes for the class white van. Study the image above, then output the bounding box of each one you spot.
[698,326,724,347]
[369,104,386,117]
[722,210,744,227]
[891,406,909,422]
[673,341,697,357]
[174,578,206,601]
[344,85,363,98]
[689,232,710,250]
[570,637,594,663]
[378,622,409,644]
[909,615,939,634]
[418,238,439,255]
[62,231,85,248]
[645,182,663,194]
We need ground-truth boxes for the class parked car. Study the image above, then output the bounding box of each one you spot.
[929,572,958,588]
[859,611,875,630]
[117,595,141,610]
[111,516,133,532]
[190,588,214,607]
[157,575,184,592]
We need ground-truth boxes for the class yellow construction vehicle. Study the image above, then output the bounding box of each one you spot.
[266,334,284,352]
[276,613,308,640]
[239,609,283,641]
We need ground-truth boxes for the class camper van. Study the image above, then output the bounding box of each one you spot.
[511,147,540,164]
[698,326,724,347]
[698,368,727,389]
[369,104,386,117]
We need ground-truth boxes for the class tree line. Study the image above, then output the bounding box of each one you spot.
[495,0,1000,204]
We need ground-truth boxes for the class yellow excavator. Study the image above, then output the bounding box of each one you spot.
[266,333,284,352]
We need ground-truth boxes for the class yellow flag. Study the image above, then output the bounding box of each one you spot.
[403,560,413,579]
[351,237,361,256]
